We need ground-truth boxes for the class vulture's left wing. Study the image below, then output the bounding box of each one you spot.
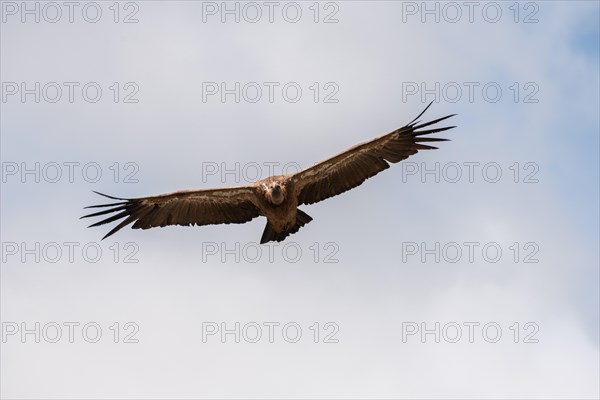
[81,186,261,239]
[291,102,456,205]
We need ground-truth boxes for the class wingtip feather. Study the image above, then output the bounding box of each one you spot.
[92,190,128,201]
[408,101,434,125]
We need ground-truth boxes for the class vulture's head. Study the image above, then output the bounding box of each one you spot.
[264,183,285,205]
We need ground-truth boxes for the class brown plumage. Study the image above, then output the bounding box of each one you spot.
[82,102,456,243]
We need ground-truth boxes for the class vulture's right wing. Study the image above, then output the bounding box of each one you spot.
[81,187,262,239]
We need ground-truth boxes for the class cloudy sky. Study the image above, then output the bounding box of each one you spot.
[1,1,599,398]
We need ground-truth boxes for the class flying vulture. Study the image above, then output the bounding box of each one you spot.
[82,102,455,243]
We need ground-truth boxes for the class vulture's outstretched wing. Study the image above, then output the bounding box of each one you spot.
[81,187,261,239]
[291,102,456,205]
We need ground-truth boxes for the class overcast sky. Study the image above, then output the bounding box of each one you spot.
[1,1,599,398]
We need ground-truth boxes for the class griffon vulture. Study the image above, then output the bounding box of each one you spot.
[82,102,455,243]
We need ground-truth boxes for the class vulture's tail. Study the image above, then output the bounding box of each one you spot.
[260,209,313,244]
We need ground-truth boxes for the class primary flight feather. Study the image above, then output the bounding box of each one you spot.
[82,102,456,243]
